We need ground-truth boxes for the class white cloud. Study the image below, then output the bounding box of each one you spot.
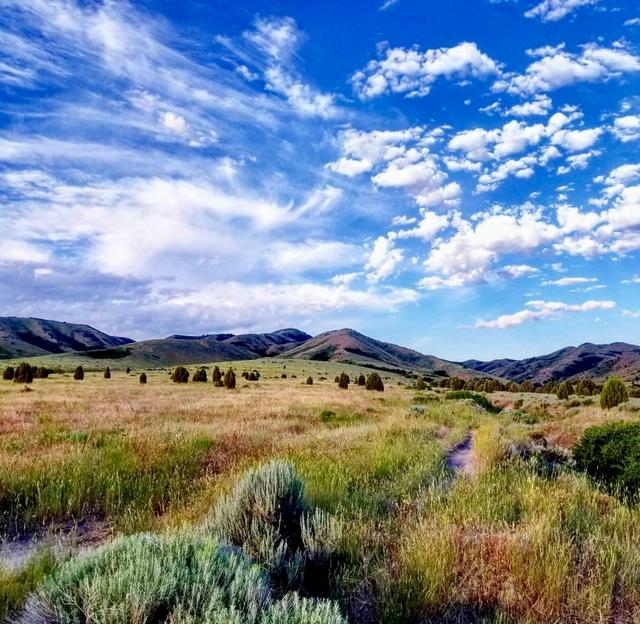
[542,276,597,286]
[612,115,640,142]
[395,211,449,241]
[160,111,187,133]
[365,235,404,282]
[505,95,553,117]
[269,240,362,273]
[495,43,640,96]
[524,0,598,22]
[475,299,615,329]
[623,309,640,319]
[551,127,602,151]
[352,41,500,99]
[502,264,539,277]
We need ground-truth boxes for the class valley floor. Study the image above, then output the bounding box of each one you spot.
[1,359,640,622]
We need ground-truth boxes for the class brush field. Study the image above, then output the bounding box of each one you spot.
[2,359,640,623]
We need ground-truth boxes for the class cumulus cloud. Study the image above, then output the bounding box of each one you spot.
[542,276,597,286]
[351,42,500,99]
[475,299,615,329]
[494,43,640,96]
[524,0,599,22]
[365,235,404,282]
[612,115,640,142]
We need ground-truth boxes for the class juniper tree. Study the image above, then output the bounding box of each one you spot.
[365,372,384,392]
[600,376,629,410]
[171,366,189,383]
[557,381,570,400]
[224,367,236,389]
[74,366,84,381]
[306,376,313,385]
[416,376,426,391]
[13,362,33,384]
[193,367,208,383]
[212,365,222,384]
[2,366,14,381]
[104,367,111,379]
[357,374,365,386]
[139,372,147,384]
[338,373,349,389]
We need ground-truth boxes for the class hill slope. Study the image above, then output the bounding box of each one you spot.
[0,317,133,359]
[282,328,473,378]
[463,342,640,384]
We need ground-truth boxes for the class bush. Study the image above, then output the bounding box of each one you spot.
[600,376,629,410]
[573,422,640,500]
[415,377,426,391]
[34,367,50,379]
[249,372,258,381]
[205,461,342,597]
[103,367,111,379]
[334,376,339,383]
[521,380,535,393]
[3,366,14,381]
[21,531,346,624]
[171,366,189,383]
[282,373,288,379]
[212,365,222,384]
[192,367,208,383]
[445,390,501,414]
[507,381,520,392]
[357,374,365,386]
[449,377,464,391]
[139,372,147,384]
[337,373,349,390]
[306,376,313,385]
[73,366,84,381]
[13,363,33,384]
[224,368,236,389]
[365,373,384,392]
[556,381,570,400]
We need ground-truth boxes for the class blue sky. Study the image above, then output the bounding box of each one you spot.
[0,0,639,359]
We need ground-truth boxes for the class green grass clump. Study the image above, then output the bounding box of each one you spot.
[0,549,58,621]
[445,390,501,414]
[21,532,345,624]
[0,435,213,537]
[573,421,640,500]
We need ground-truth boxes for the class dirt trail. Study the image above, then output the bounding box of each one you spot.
[0,520,111,571]
[446,433,476,477]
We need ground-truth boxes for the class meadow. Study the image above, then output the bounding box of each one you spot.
[1,359,640,623]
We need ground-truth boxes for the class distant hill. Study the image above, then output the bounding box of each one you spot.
[281,328,473,378]
[463,342,640,384]
[0,317,133,359]
[122,328,312,366]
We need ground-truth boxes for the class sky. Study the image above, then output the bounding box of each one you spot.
[0,0,639,360]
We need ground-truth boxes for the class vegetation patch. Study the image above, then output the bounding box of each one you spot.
[445,390,501,414]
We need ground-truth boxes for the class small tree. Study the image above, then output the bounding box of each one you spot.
[600,376,629,410]
[74,366,84,381]
[334,375,340,383]
[521,380,535,393]
[357,374,366,386]
[126,367,131,374]
[104,367,111,379]
[365,372,384,392]
[3,366,15,381]
[193,367,208,383]
[35,367,50,379]
[224,368,236,389]
[507,381,520,392]
[306,376,313,385]
[450,377,464,391]
[139,372,147,384]
[13,362,33,384]
[248,372,257,381]
[171,366,189,383]
[281,373,287,379]
[416,376,426,391]
[556,381,570,400]
[212,366,222,384]
[338,373,349,389]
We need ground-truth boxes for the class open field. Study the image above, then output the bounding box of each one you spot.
[2,359,640,622]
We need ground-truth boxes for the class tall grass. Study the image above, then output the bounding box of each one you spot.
[0,433,212,537]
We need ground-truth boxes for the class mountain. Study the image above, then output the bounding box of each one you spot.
[281,328,473,378]
[0,316,133,359]
[122,328,312,366]
[463,342,640,384]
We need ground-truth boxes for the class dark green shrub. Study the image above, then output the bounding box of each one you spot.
[449,377,464,391]
[521,380,535,393]
[3,366,15,381]
[556,381,570,400]
[600,376,629,410]
[13,363,33,384]
[73,366,84,381]
[574,422,640,500]
[365,373,384,392]
[171,366,189,383]
[34,367,50,379]
[306,376,313,385]
[139,372,147,384]
[212,365,222,384]
[224,368,236,389]
[445,390,500,414]
[415,376,426,391]
[337,373,349,389]
[193,367,208,383]
[507,382,520,392]
[281,373,287,379]
[357,374,365,386]
[576,378,596,396]
[103,367,111,379]
[126,367,131,374]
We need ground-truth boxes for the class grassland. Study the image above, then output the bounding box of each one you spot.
[1,358,640,622]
